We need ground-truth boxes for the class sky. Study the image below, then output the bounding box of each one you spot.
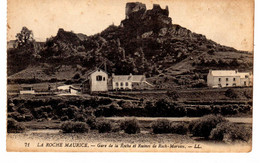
[7,0,254,51]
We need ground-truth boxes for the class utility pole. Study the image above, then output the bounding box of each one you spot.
[104,59,107,72]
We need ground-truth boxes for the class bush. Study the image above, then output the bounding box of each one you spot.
[210,122,252,143]
[61,121,89,133]
[7,118,26,133]
[111,122,121,132]
[196,106,211,117]
[86,116,97,129]
[244,90,253,99]
[61,116,69,121]
[24,113,34,121]
[170,122,188,135]
[238,105,252,114]
[189,114,227,138]
[8,103,15,112]
[225,88,238,99]
[10,111,28,122]
[120,101,134,109]
[120,118,140,134]
[97,121,112,133]
[74,113,86,122]
[73,73,80,79]
[151,119,172,134]
[192,79,207,88]
[166,91,179,100]
[220,105,238,115]
[98,98,113,105]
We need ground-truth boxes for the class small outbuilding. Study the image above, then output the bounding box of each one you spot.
[20,85,35,95]
[57,85,80,95]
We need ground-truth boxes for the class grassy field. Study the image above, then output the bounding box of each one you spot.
[20,116,252,131]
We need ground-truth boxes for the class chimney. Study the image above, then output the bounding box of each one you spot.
[128,73,133,80]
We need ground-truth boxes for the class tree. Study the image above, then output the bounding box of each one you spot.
[207,49,215,55]
[15,26,35,47]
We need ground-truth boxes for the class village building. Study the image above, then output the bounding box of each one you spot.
[207,70,253,88]
[112,73,152,90]
[20,85,35,95]
[57,85,80,95]
[82,68,108,93]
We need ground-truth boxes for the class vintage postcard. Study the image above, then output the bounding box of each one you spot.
[6,0,254,152]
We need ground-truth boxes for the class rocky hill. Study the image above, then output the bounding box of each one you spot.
[7,2,253,88]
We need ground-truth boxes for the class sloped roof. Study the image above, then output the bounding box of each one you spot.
[210,70,251,78]
[210,70,239,77]
[113,75,132,82]
[132,75,145,82]
[57,85,74,90]
[113,75,145,82]
[86,68,107,76]
[238,72,251,78]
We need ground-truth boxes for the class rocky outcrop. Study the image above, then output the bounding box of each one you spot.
[147,4,169,17]
[8,2,240,79]
[125,2,146,19]
[54,28,82,46]
[121,3,172,36]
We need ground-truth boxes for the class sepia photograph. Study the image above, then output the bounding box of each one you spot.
[6,0,254,152]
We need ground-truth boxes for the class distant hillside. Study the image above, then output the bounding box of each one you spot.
[7,2,253,88]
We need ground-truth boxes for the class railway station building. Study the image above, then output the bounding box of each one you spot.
[82,68,108,93]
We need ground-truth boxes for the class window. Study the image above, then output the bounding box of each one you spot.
[244,81,247,86]
[96,75,102,81]
[233,78,236,81]
[245,75,249,78]
[125,82,128,86]
[226,83,229,86]
[218,84,222,87]
[218,78,221,82]
[23,87,32,90]
[103,77,105,81]
[226,78,228,81]
[233,83,236,86]
[120,82,123,86]
[116,82,119,86]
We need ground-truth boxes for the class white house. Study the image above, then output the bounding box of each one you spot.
[82,68,108,93]
[207,70,253,88]
[112,73,152,90]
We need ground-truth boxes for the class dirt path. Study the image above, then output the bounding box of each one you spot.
[104,117,252,124]
[165,57,194,75]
